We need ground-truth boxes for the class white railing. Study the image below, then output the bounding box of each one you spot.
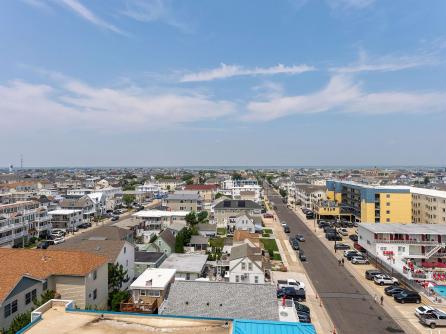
[377,239,442,245]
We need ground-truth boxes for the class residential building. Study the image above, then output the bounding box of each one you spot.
[189,235,209,251]
[134,251,167,276]
[132,210,189,234]
[121,268,176,313]
[411,188,446,224]
[326,180,412,223]
[136,182,162,194]
[197,223,217,237]
[358,223,446,284]
[159,253,208,280]
[0,201,51,247]
[48,209,83,230]
[59,195,96,222]
[214,200,262,227]
[222,179,262,203]
[165,191,202,212]
[78,225,134,243]
[228,243,266,284]
[229,214,262,234]
[161,280,279,320]
[144,229,176,254]
[0,248,108,329]
[53,239,135,290]
[294,184,326,209]
[183,184,219,211]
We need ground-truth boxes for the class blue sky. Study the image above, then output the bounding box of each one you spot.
[1,0,446,167]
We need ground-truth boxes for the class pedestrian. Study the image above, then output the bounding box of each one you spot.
[380,295,384,306]
[338,259,341,266]
[341,258,345,266]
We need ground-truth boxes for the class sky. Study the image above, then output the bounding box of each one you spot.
[1,0,446,167]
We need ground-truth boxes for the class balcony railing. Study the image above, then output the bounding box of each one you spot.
[120,299,157,313]
[377,239,443,245]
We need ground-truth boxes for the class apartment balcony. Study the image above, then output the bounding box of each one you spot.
[377,239,444,245]
[0,221,29,233]
[0,231,28,245]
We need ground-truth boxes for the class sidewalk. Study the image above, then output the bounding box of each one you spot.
[264,198,335,334]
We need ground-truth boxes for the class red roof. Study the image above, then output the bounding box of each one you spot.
[184,184,219,191]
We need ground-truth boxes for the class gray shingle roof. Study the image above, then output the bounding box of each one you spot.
[197,223,217,232]
[135,251,165,263]
[159,229,176,249]
[80,226,132,241]
[214,200,261,210]
[190,235,209,245]
[162,281,279,321]
[167,193,200,201]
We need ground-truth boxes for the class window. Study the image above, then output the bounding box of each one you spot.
[25,292,32,305]
[386,218,390,222]
[254,276,259,284]
[11,300,17,314]
[93,270,97,280]
[140,289,146,296]
[4,303,11,318]
[147,290,160,297]
[32,289,37,302]
[235,275,240,283]
[124,247,126,254]
[248,263,253,271]
[93,289,97,300]
[386,194,390,198]
[386,202,390,206]
[386,210,390,214]
[241,263,246,270]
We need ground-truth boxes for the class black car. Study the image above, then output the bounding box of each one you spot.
[293,301,310,315]
[283,224,290,233]
[37,241,50,249]
[346,251,362,261]
[306,213,314,219]
[334,243,350,250]
[298,250,306,261]
[326,233,342,241]
[292,240,300,250]
[394,291,421,304]
[277,287,306,302]
[365,269,382,280]
[349,234,358,242]
[297,311,311,323]
[324,226,336,233]
[111,215,119,221]
[384,286,407,296]
[295,234,305,242]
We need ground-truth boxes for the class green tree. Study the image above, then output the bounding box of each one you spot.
[175,231,185,253]
[197,211,208,224]
[185,211,198,226]
[7,311,31,334]
[279,189,288,198]
[108,263,129,292]
[33,290,56,307]
[423,176,430,185]
[109,290,130,311]
[215,192,223,199]
[122,194,136,207]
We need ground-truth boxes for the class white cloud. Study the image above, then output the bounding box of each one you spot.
[0,77,235,133]
[332,51,436,73]
[245,75,446,121]
[121,0,193,33]
[180,63,315,82]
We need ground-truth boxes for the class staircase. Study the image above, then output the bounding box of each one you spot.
[425,245,443,259]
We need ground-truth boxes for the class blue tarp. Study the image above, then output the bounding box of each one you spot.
[233,319,317,334]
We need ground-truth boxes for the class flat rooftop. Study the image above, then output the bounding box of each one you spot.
[133,210,189,218]
[359,223,446,235]
[160,253,208,273]
[131,268,176,290]
[26,306,230,334]
[48,209,81,215]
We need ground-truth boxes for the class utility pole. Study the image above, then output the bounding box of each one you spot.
[20,154,23,169]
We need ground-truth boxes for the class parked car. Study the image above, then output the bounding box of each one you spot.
[351,256,369,264]
[305,213,314,219]
[365,269,382,280]
[394,291,421,304]
[327,233,342,241]
[374,274,399,286]
[37,241,50,249]
[111,215,119,221]
[295,234,305,242]
[334,243,350,250]
[50,231,64,238]
[66,226,79,233]
[293,301,310,315]
[384,286,407,296]
[49,236,65,245]
[415,305,436,318]
[283,224,290,233]
[292,240,300,250]
[419,309,446,329]
[79,222,92,229]
[277,287,306,302]
[349,234,358,242]
[345,251,362,261]
[338,228,348,236]
[298,250,306,262]
[277,279,305,291]
[297,311,311,323]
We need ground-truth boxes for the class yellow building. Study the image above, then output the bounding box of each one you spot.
[326,181,412,224]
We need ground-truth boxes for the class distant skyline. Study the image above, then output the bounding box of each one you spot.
[1,0,446,166]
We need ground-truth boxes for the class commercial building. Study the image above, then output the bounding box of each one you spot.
[411,188,446,224]
[326,180,412,223]
[358,223,446,283]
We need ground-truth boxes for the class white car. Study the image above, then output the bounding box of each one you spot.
[415,305,436,318]
[351,256,369,264]
[374,274,399,286]
[52,236,65,245]
[339,228,348,236]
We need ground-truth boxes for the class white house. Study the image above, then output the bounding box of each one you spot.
[48,209,83,230]
[228,243,265,284]
[232,214,256,233]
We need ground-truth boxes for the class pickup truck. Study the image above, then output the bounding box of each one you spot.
[277,279,305,291]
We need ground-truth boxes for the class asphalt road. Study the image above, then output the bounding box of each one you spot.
[265,184,405,334]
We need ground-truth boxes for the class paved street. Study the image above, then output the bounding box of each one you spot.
[265,184,405,334]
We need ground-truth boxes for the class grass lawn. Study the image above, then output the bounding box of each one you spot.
[263,228,273,234]
[260,238,279,257]
[217,228,226,235]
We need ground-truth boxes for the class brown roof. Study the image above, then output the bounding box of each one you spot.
[0,248,107,303]
[52,239,127,263]
[233,230,261,247]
